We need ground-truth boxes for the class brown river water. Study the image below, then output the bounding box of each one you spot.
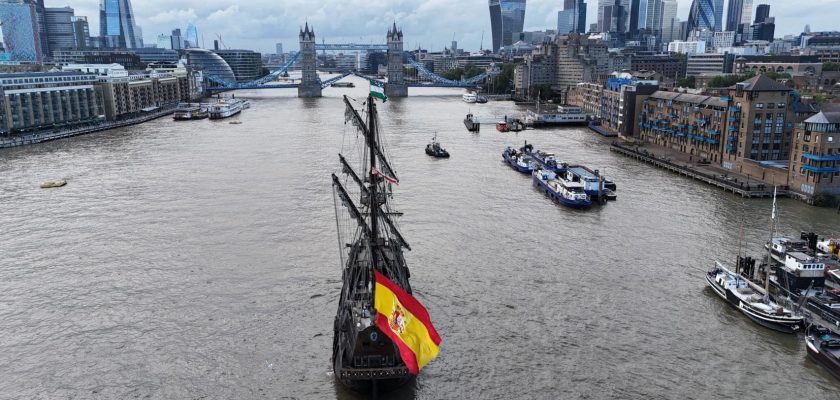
[2,76,840,399]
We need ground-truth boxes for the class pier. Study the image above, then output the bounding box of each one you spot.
[610,142,786,198]
[0,107,175,150]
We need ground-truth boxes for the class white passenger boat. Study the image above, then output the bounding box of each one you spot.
[462,92,477,103]
[208,98,244,120]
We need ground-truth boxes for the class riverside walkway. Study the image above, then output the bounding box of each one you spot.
[0,107,175,149]
[610,141,785,198]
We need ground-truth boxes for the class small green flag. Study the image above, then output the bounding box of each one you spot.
[370,80,387,102]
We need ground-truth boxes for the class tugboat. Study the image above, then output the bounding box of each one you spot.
[331,95,438,393]
[464,113,480,132]
[706,189,804,333]
[502,144,535,174]
[532,169,591,209]
[806,322,840,378]
[425,133,450,158]
[496,120,508,133]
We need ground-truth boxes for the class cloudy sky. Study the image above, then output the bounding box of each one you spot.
[47,0,837,53]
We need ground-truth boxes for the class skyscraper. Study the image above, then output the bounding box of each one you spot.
[488,0,526,52]
[0,0,43,61]
[754,4,770,24]
[687,0,724,32]
[45,7,76,51]
[558,0,586,34]
[725,0,753,32]
[184,23,198,48]
[660,0,679,43]
[598,0,630,33]
[645,0,663,34]
[99,0,141,48]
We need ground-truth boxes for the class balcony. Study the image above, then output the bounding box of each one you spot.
[726,144,736,154]
[802,165,840,174]
[728,117,740,123]
[728,126,737,132]
[727,135,738,142]
[803,153,840,162]
[709,129,720,136]
[729,106,741,113]
[706,138,719,145]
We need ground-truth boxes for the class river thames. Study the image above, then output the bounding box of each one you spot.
[2,76,840,399]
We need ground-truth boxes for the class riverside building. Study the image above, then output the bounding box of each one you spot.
[788,107,840,199]
[0,71,102,135]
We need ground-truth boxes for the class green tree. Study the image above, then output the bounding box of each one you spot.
[440,67,464,80]
[676,76,696,88]
[463,63,483,79]
[707,72,756,88]
[824,62,840,72]
[764,71,792,80]
[489,63,516,94]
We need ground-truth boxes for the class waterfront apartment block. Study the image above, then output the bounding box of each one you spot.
[58,64,193,122]
[638,75,803,186]
[721,75,794,170]
[788,107,840,198]
[639,91,731,164]
[570,74,658,138]
[0,72,102,135]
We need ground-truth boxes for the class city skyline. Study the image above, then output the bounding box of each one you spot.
[42,0,840,53]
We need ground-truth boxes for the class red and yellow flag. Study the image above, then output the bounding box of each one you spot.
[373,270,441,375]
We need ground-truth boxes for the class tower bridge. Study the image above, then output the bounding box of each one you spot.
[205,23,499,96]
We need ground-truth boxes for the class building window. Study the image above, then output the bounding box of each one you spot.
[778,102,786,108]
[756,103,764,109]
[767,103,775,109]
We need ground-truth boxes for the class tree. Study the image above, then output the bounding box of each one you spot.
[532,84,556,101]
[824,62,840,72]
[489,63,516,94]
[764,71,792,80]
[707,72,756,88]
[676,76,696,88]
[439,67,464,80]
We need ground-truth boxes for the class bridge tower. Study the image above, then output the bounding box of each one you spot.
[385,23,407,98]
[298,23,322,98]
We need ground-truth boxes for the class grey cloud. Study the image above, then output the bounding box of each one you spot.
[46,0,838,53]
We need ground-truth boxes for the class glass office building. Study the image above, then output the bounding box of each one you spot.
[185,49,236,84]
[99,0,141,48]
[687,0,724,32]
[489,0,526,52]
[0,2,43,62]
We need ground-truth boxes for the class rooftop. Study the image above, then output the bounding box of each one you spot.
[737,74,788,92]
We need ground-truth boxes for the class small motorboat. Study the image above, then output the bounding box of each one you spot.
[40,180,67,188]
[496,121,508,133]
[229,120,243,125]
[425,134,450,158]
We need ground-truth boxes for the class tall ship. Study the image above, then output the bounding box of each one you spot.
[208,98,245,120]
[173,102,208,120]
[705,189,804,333]
[331,95,439,393]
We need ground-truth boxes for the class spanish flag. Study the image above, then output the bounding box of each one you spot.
[374,270,441,375]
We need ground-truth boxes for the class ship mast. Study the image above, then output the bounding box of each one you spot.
[367,95,379,274]
[763,186,778,296]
